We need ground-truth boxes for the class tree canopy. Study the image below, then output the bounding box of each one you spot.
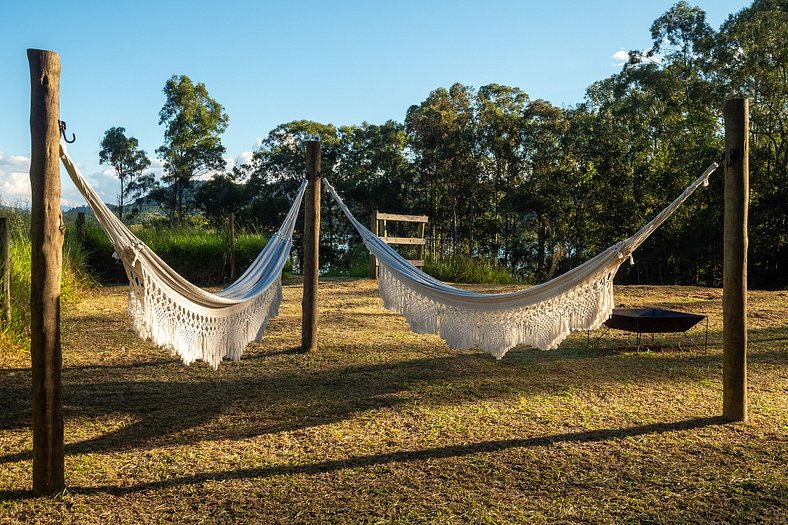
[98,127,152,221]
[156,74,229,225]
[128,1,786,289]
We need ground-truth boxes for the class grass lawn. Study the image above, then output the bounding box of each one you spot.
[0,279,786,524]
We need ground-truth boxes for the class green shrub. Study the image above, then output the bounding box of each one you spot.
[0,209,93,349]
[424,255,521,284]
[79,221,270,285]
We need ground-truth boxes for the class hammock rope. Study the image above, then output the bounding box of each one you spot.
[324,162,718,358]
[60,142,306,369]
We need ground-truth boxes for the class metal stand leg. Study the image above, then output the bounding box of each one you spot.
[704,317,709,354]
[682,332,703,352]
[589,327,610,348]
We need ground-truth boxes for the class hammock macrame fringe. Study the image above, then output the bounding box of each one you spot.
[128,271,283,369]
[377,264,615,357]
[60,142,305,369]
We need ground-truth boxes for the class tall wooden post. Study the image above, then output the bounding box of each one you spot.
[369,211,379,278]
[75,211,85,242]
[723,98,748,422]
[0,216,10,326]
[28,49,65,495]
[301,141,321,352]
[228,212,237,280]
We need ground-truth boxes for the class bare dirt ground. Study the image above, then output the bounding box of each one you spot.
[1,279,786,524]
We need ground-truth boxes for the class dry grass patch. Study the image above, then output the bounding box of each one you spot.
[1,279,786,524]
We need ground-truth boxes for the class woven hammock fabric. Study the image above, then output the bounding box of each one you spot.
[325,162,718,358]
[60,143,306,369]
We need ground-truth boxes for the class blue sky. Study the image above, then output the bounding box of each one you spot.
[1,0,749,207]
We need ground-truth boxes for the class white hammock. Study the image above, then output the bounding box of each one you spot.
[60,143,306,369]
[325,162,718,358]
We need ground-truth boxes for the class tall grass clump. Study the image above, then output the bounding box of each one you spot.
[0,208,93,351]
[79,220,269,284]
[424,255,521,284]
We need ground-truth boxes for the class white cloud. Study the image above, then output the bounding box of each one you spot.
[0,149,32,205]
[254,137,263,148]
[236,150,254,167]
[0,171,31,200]
[0,148,168,209]
[144,156,166,184]
[612,49,630,66]
[612,48,663,68]
[196,148,256,182]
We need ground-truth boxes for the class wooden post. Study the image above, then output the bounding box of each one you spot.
[28,49,65,495]
[369,211,378,278]
[301,141,321,352]
[0,216,10,326]
[228,212,237,280]
[416,221,426,270]
[723,98,748,422]
[75,211,85,242]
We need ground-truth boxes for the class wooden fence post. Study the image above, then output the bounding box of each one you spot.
[228,212,237,280]
[28,48,65,495]
[369,211,378,278]
[723,98,748,422]
[76,211,85,242]
[0,216,10,327]
[301,141,321,352]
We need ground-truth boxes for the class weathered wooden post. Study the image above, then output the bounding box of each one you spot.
[0,216,10,326]
[301,141,321,352]
[228,212,237,280]
[369,211,379,278]
[723,98,749,422]
[28,48,65,495]
[76,211,85,243]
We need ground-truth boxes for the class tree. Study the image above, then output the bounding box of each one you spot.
[156,75,229,225]
[476,84,530,263]
[99,127,152,221]
[335,121,413,229]
[246,121,341,266]
[405,83,481,258]
[194,166,250,228]
[516,99,574,280]
[713,0,787,288]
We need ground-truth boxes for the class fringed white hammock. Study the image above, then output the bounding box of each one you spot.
[60,143,306,369]
[325,162,718,358]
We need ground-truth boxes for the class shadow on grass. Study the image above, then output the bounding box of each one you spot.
[0,415,725,500]
[0,329,782,467]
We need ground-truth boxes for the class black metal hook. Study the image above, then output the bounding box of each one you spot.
[59,120,76,143]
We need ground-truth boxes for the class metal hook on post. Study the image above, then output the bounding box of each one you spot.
[58,120,76,143]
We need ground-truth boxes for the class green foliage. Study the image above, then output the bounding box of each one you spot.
[99,126,153,221]
[712,0,788,288]
[156,75,229,225]
[79,219,270,285]
[194,170,249,228]
[0,209,93,348]
[143,1,786,289]
[424,256,521,285]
